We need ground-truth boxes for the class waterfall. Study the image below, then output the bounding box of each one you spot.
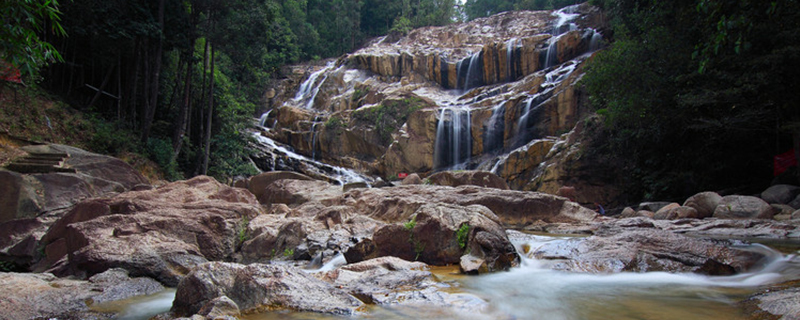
[294,61,335,109]
[544,5,581,69]
[258,109,272,127]
[484,103,506,155]
[311,116,321,160]
[588,29,604,52]
[506,38,519,82]
[464,52,483,90]
[251,132,371,185]
[434,106,472,170]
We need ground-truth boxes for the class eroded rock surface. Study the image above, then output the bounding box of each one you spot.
[39,176,261,286]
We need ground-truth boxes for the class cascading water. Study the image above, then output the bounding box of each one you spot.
[506,38,519,82]
[251,131,371,185]
[258,110,272,127]
[434,106,472,170]
[465,52,483,90]
[294,61,336,109]
[544,5,580,69]
[483,103,506,155]
[310,116,321,160]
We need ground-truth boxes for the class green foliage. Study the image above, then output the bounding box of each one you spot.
[324,116,344,134]
[352,86,369,103]
[0,260,18,272]
[146,137,183,181]
[456,223,470,249]
[403,216,417,231]
[584,0,800,200]
[88,117,137,156]
[0,0,66,79]
[236,217,250,247]
[390,16,414,36]
[353,97,425,144]
[283,248,295,257]
[464,0,579,21]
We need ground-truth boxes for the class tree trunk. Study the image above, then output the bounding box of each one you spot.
[171,45,195,163]
[140,0,166,144]
[201,43,216,175]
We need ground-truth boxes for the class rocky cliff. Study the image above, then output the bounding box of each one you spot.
[254,4,611,204]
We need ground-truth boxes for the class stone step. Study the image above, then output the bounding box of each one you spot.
[13,159,63,166]
[5,163,76,174]
[23,155,66,162]
[26,152,69,159]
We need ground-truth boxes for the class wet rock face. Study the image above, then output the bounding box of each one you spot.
[172,262,363,317]
[39,176,261,286]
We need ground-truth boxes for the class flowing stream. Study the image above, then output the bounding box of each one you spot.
[104,233,799,320]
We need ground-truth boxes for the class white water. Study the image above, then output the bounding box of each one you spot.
[92,289,176,320]
[544,5,580,69]
[463,52,483,91]
[458,234,800,320]
[252,131,371,185]
[434,106,472,170]
[506,38,519,82]
[294,61,336,109]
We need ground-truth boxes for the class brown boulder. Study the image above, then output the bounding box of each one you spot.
[334,185,597,227]
[40,176,261,285]
[653,203,699,220]
[713,195,775,220]
[171,262,362,317]
[401,173,423,185]
[261,179,342,206]
[372,203,518,273]
[247,171,313,204]
[683,191,722,219]
[428,171,509,190]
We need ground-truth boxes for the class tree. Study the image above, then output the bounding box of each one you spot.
[0,0,66,79]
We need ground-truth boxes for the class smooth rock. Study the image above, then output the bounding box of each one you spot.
[713,195,775,220]
[683,191,722,218]
[171,262,362,317]
[760,184,800,204]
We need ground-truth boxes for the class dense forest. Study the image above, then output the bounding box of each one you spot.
[584,0,800,200]
[2,0,799,203]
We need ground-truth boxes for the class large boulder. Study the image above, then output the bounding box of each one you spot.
[334,185,597,226]
[683,191,722,218]
[428,171,509,190]
[39,176,261,285]
[760,184,800,205]
[261,179,343,206]
[171,262,362,317]
[713,195,775,220]
[247,171,313,204]
[653,203,700,220]
[530,228,767,274]
[371,203,518,273]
